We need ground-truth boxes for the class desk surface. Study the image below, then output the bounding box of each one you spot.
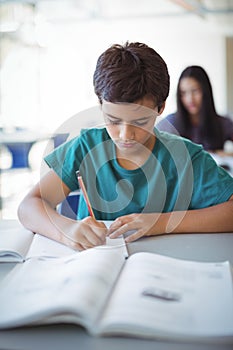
[0,220,233,350]
[209,153,233,176]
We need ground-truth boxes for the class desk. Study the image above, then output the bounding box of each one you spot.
[209,153,233,177]
[0,220,233,350]
[0,130,51,216]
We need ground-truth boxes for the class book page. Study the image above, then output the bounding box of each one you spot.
[98,252,233,340]
[26,234,76,259]
[0,248,125,330]
[26,219,128,258]
[0,225,34,262]
[95,236,128,258]
[103,221,128,258]
[26,233,127,259]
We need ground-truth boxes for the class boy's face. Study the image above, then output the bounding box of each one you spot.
[102,96,160,156]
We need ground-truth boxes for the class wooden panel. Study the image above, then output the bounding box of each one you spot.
[226,37,233,116]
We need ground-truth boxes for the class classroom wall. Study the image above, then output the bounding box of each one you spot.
[0,12,231,132]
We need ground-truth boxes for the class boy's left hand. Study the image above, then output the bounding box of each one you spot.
[108,213,164,243]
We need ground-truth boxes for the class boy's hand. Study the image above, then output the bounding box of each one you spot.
[62,217,107,251]
[108,213,165,243]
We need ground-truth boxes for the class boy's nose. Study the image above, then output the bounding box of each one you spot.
[119,123,135,140]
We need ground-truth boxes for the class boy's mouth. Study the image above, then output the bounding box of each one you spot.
[117,141,137,148]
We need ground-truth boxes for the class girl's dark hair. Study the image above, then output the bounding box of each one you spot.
[93,42,170,111]
[176,65,224,149]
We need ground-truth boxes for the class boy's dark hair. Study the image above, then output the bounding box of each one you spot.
[93,42,170,111]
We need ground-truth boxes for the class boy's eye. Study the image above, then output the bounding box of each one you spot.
[108,119,121,125]
[132,120,148,126]
[105,114,151,127]
[107,118,149,126]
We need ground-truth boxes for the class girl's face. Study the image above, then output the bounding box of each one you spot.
[179,77,203,116]
[102,96,162,157]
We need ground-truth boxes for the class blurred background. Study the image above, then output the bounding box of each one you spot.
[0,0,233,219]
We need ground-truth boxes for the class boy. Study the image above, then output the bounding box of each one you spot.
[18,42,233,250]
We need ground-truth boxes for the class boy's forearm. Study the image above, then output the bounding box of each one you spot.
[18,197,72,246]
[163,200,233,234]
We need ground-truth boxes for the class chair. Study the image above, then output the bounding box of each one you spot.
[0,128,39,217]
[57,191,80,219]
[2,127,38,169]
[53,133,80,219]
[52,133,69,149]
[5,142,34,168]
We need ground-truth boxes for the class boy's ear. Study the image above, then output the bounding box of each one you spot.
[158,101,166,115]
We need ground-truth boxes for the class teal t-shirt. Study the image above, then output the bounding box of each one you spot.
[44,128,233,220]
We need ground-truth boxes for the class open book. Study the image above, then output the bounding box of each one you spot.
[0,220,128,262]
[0,248,233,342]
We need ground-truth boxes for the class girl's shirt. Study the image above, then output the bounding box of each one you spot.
[44,128,233,220]
[156,113,233,150]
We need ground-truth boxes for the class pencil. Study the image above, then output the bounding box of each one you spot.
[76,171,96,219]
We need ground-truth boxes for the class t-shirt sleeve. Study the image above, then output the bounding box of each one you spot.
[190,148,233,209]
[44,137,81,191]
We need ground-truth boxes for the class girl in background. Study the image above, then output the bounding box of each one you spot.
[157,65,233,154]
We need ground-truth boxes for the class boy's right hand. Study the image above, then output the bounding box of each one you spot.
[61,217,107,251]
